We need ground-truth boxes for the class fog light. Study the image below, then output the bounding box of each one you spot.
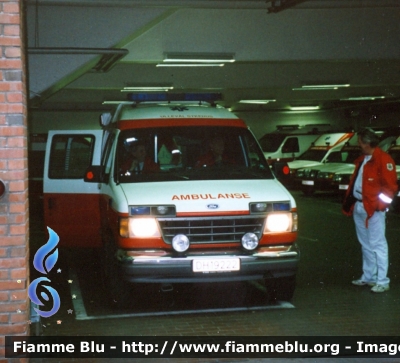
[241,232,259,251]
[172,234,190,252]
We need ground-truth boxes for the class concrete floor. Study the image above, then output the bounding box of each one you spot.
[27,190,400,362]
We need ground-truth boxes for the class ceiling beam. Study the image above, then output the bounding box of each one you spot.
[267,0,308,13]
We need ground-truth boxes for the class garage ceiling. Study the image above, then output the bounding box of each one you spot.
[26,0,400,114]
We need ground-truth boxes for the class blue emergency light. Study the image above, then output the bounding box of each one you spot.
[127,92,222,103]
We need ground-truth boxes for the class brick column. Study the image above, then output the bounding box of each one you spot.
[0,0,29,362]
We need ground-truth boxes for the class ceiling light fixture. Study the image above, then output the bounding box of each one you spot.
[293,84,350,91]
[102,101,131,105]
[156,63,225,67]
[340,96,386,101]
[239,99,276,104]
[290,106,320,111]
[121,86,174,92]
[157,52,235,67]
[163,52,235,63]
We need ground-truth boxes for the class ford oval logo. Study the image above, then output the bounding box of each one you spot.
[207,204,219,210]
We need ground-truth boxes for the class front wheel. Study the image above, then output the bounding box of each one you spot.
[265,275,296,302]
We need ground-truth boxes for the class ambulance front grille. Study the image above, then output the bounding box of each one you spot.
[158,216,265,244]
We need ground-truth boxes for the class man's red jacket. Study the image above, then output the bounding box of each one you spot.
[342,147,398,219]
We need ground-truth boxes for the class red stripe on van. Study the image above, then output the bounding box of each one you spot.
[177,210,250,217]
[117,118,246,130]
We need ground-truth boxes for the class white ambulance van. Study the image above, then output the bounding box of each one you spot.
[259,124,330,164]
[287,132,354,187]
[43,95,299,305]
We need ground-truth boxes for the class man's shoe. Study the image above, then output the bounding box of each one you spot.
[352,279,376,287]
[371,284,389,293]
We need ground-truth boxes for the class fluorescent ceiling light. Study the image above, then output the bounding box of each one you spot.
[163,52,235,63]
[156,63,225,67]
[293,84,350,91]
[121,86,173,91]
[239,99,276,104]
[102,101,131,104]
[340,96,386,101]
[290,106,320,111]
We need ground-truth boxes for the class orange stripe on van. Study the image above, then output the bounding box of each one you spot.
[334,133,354,146]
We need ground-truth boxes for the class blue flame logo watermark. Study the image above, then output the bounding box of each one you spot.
[28,227,61,318]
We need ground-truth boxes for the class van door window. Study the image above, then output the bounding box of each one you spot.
[48,135,95,179]
[282,137,300,153]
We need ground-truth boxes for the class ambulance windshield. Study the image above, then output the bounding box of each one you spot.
[116,126,273,183]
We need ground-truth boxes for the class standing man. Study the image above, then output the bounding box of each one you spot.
[342,128,398,293]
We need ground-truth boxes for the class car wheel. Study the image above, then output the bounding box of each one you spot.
[265,275,296,302]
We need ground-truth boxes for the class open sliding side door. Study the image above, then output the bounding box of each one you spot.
[43,130,104,247]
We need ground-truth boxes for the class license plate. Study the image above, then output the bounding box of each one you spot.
[339,184,349,190]
[302,180,314,185]
[192,258,240,272]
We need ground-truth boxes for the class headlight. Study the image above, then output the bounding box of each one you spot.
[120,217,161,238]
[318,172,334,179]
[250,202,268,213]
[333,174,342,182]
[264,212,296,233]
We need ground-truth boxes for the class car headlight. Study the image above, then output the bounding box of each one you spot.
[333,174,342,182]
[264,212,297,233]
[120,217,161,238]
[319,172,334,179]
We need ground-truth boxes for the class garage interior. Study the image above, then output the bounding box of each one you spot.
[5,0,400,361]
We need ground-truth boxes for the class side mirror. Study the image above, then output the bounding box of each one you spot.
[100,113,112,127]
[84,166,105,183]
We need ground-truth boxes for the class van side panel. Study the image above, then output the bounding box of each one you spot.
[44,193,101,247]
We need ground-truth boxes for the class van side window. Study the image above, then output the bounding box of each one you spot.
[49,135,95,179]
[282,137,299,153]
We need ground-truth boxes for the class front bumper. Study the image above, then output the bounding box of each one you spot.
[118,244,300,283]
